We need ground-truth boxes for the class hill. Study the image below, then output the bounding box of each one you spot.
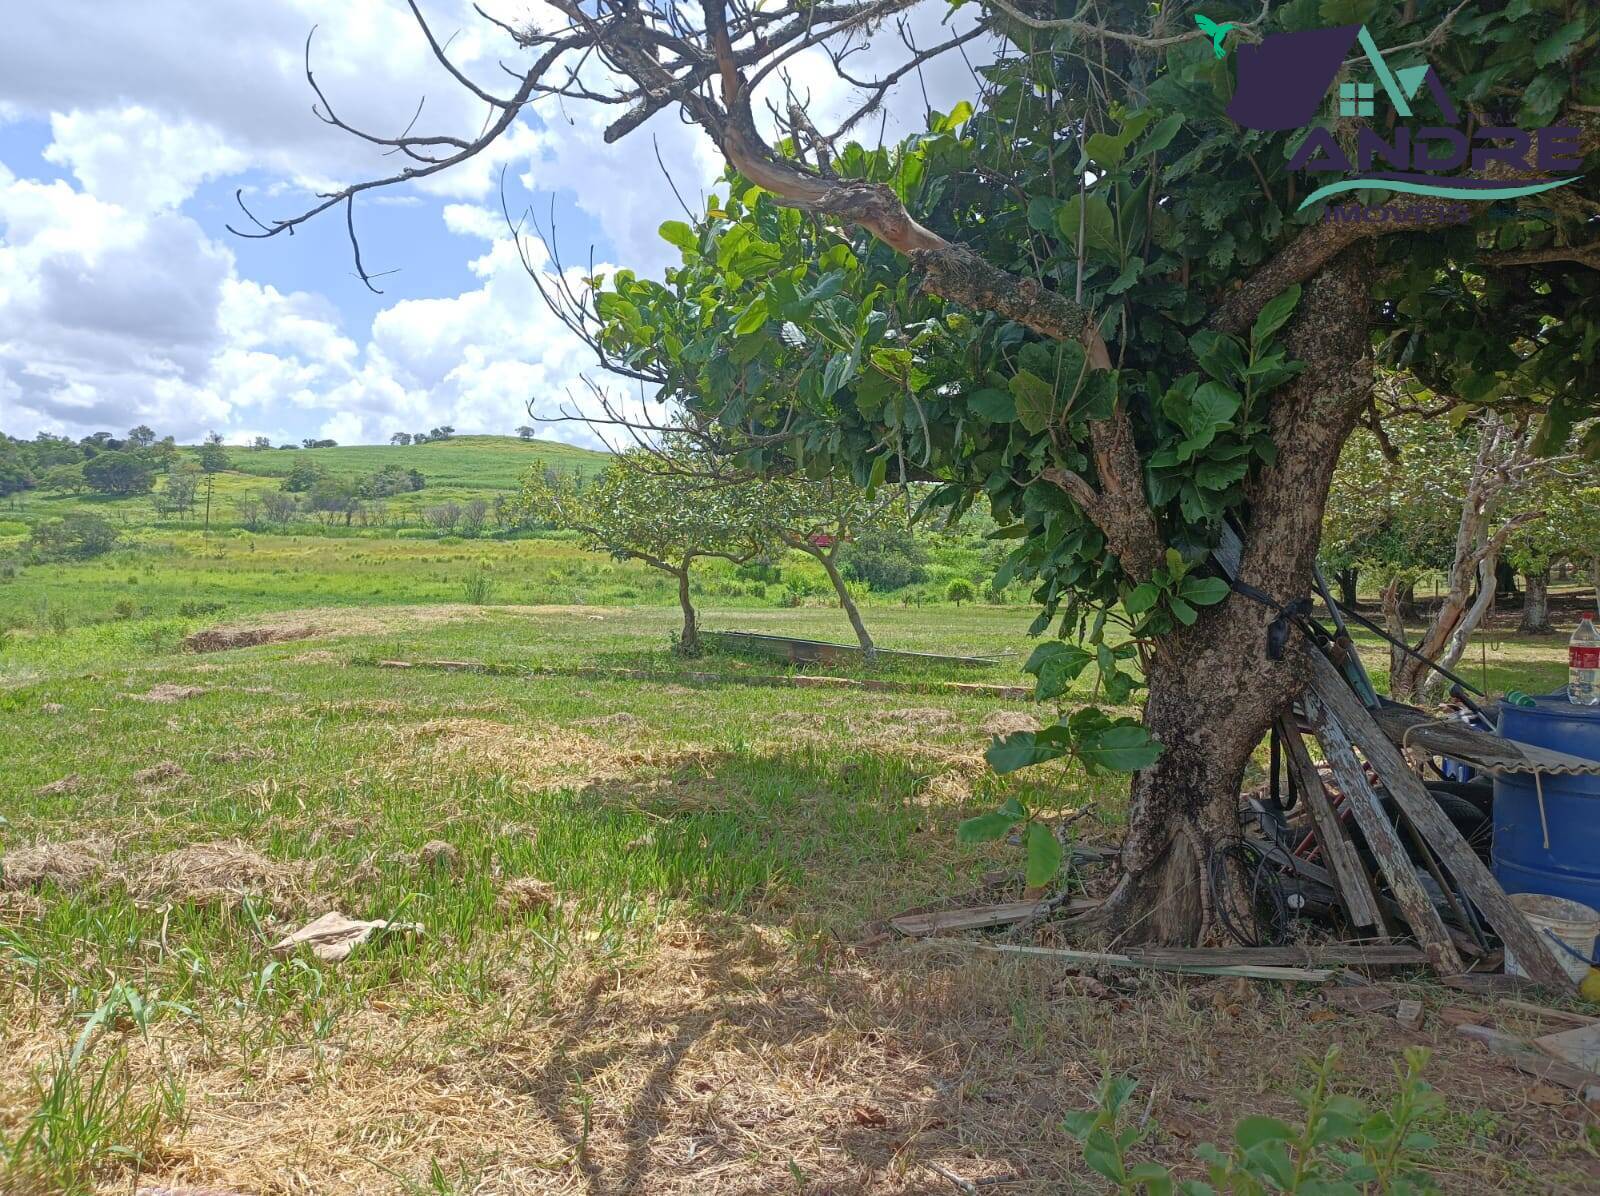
[220,434,607,490]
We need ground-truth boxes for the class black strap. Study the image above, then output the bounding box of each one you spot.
[1228,578,1330,662]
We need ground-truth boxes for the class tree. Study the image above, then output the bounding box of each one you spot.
[244,1,1600,944]
[460,498,490,538]
[516,426,536,440]
[428,426,455,441]
[236,495,264,530]
[281,458,325,493]
[390,432,413,446]
[29,514,118,561]
[520,449,765,654]
[126,425,156,448]
[841,525,929,592]
[82,451,154,495]
[945,577,976,607]
[251,435,273,451]
[1505,458,1600,634]
[307,478,362,526]
[153,465,199,519]
[39,464,86,495]
[261,490,299,525]
[758,477,907,656]
[425,501,462,533]
[0,458,36,497]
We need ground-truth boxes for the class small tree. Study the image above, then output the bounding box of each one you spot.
[281,458,325,493]
[154,465,199,519]
[945,577,976,606]
[520,448,764,655]
[516,425,537,440]
[251,435,272,451]
[1506,463,1600,634]
[197,439,230,531]
[39,464,86,495]
[29,514,119,561]
[126,425,156,448]
[390,432,413,446]
[262,490,299,525]
[236,495,263,530]
[460,498,490,538]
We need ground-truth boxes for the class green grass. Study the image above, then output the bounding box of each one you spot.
[2,520,1592,1193]
[220,434,606,490]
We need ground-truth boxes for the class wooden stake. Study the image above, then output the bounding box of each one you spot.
[1307,652,1574,989]
[1306,689,1464,975]
[1277,718,1386,932]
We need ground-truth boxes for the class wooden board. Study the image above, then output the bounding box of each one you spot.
[1307,651,1574,989]
[1455,1024,1600,1102]
[1305,689,1464,975]
[1277,717,1386,932]
[949,941,1335,983]
[1127,944,1424,968]
[1535,1023,1600,1073]
[889,898,1097,937]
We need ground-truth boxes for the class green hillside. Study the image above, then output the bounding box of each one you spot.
[221,434,606,490]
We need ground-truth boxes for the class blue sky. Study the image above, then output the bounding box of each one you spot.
[0,0,978,449]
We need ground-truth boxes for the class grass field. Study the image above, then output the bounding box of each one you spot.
[3,502,1598,1192]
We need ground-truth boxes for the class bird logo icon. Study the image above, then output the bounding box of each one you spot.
[1195,14,1234,59]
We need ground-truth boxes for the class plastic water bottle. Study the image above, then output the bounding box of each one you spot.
[1570,615,1600,705]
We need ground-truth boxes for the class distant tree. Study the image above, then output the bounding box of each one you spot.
[236,495,263,530]
[261,490,299,524]
[412,431,430,445]
[390,432,413,447]
[406,469,425,492]
[428,426,455,441]
[519,447,764,655]
[0,458,35,497]
[153,465,199,518]
[251,435,272,451]
[307,478,363,526]
[460,498,490,538]
[281,458,325,493]
[204,431,224,446]
[840,525,929,592]
[301,437,337,449]
[197,440,230,473]
[279,443,299,450]
[758,477,907,657]
[516,425,536,440]
[151,437,179,472]
[39,464,86,494]
[359,464,423,498]
[29,514,119,561]
[79,432,118,456]
[945,577,976,607]
[425,500,463,533]
[82,451,154,495]
[1505,461,1600,634]
[127,425,156,448]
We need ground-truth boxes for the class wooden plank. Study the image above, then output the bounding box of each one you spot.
[944,940,1335,983]
[1307,651,1574,990]
[1503,998,1599,1029]
[888,898,1099,937]
[1534,1023,1600,1073]
[1305,689,1465,975]
[1455,1024,1600,1101]
[1277,718,1386,932]
[1128,944,1424,968]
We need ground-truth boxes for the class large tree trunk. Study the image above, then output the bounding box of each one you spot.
[674,566,701,656]
[1518,568,1553,635]
[1088,246,1373,946]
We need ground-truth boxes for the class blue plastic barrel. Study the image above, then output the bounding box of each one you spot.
[1493,694,1600,913]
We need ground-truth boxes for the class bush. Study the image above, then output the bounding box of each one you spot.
[840,526,927,591]
[113,598,137,620]
[82,451,154,495]
[462,564,495,604]
[945,577,976,606]
[281,459,326,493]
[29,515,120,561]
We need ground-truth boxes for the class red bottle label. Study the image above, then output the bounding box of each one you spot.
[1573,646,1600,669]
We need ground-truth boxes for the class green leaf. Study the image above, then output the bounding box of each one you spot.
[1078,724,1162,772]
[1168,596,1198,625]
[956,798,1024,844]
[733,298,769,336]
[1234,1115,1296,1151]
[1178,575,1230,606]
[1061,1109,1098,1140]
[1010,370,1056,434]
[985,729,1070,774]
[1024,821,1063,887]
[866,453,888,495]
[1082,1132,1126,1183]
[657,219,697,253]
[1127,1162,1174,1196]
[968,388,1016,422]
[1190,381,1242,432]
[1250,284,1302,346]
[1084,130,1128,167]
[821,349,857,399]
[1137,113,1184,156]
[1034,644,1094,699]
[1534,19,1584,67]
[1057,193,1119,257]
[1124,582,1161,615]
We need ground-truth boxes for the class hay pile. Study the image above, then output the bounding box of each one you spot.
[394,718,704,793]
[1,836,113,892]
[125,683,211,703]
[126,840,317,908]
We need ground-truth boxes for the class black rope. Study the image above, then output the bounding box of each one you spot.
[1209,840,1291,948]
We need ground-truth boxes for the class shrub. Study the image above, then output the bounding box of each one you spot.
[113,598,137,620]
[945,577,976,606]
[29,515,120,561]
[462,564,495,605]
[840,526,927,591]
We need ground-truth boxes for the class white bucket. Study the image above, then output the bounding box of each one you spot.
[1505,892,1600,986]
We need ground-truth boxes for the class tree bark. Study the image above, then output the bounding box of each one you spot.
[1518,568,1552,635]
[1087,246,1374,946]
[674,565,700,656]
[1335,566,1358,610]
[815,548,875,658]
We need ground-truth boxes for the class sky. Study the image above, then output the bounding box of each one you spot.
[0,0,984,450]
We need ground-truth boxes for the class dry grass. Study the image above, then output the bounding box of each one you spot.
[124,684,212,704]
[125,840,318,909]
[1,836,113,893]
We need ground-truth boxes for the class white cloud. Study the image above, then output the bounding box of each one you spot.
[44,106,248,212]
